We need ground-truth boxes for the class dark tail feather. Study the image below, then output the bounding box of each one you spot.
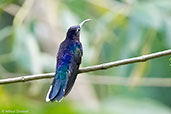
[64,74,77,97]
[46,78,66,102]
[55,82,65,101]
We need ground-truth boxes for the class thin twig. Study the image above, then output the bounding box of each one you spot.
[0,49,171,85]
[79,49,171,73]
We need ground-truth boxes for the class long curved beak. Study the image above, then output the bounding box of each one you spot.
[79,19,92,28]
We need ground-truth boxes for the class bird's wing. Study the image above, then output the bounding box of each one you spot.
[64,42,83,96]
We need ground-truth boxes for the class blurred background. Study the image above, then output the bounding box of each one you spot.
[0,0,171,114]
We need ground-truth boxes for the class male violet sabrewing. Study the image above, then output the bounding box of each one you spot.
[46,19,91,102]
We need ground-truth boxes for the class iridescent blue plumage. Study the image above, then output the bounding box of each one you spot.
[46,19,91,102]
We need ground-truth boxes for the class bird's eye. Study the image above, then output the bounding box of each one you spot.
[76,28,80,32]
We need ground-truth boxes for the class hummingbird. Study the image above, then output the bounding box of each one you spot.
[46,19,91,102]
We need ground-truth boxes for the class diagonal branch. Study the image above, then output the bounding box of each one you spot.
[79,49,171,73]
[0,49,171,85]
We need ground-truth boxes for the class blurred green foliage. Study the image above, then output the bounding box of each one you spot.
[0,0,171,114]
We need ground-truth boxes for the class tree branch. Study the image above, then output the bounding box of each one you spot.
[79,49,171,73]
[0,49,171,85]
